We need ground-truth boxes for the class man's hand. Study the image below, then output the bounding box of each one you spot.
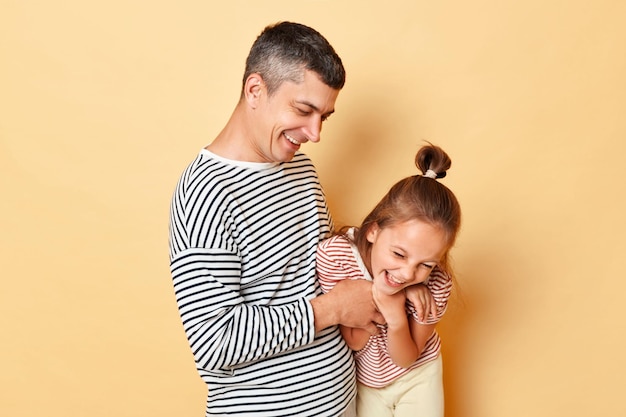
[311,279,384,334]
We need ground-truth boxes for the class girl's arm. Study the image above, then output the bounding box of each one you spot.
[387,271,451,366]
[408,319,436,358]
[373,286,416,368]
[378,284,436,368]
[385,314,421,368]
[340,325,372,351]
[386,313,436,368]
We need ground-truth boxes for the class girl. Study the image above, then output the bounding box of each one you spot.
[316,144,461,417]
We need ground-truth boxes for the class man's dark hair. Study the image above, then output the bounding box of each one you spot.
[242,21,346,96]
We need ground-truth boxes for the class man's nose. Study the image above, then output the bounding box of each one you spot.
[305,116,322,143]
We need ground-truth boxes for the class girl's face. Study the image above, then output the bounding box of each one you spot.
[366,219,448,295]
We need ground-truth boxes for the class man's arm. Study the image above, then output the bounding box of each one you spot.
[172,249,317,374]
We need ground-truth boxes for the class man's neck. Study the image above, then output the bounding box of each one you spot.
[206,107,255,161]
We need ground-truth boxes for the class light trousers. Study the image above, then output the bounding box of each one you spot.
[356,355,444,417]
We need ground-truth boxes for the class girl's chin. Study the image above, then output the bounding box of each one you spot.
[374,282,404,296]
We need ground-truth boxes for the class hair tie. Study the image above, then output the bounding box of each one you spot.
[423,169,438,179]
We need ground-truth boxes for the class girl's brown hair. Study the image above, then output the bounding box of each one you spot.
[349,143,462,276]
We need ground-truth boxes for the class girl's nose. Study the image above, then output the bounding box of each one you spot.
[410,267,431,284]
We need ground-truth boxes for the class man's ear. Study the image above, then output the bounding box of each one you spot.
[244,74,264,108]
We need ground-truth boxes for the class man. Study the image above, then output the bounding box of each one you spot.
[169,22,383,416]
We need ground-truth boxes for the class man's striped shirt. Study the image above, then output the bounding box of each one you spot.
[169,149,356,416]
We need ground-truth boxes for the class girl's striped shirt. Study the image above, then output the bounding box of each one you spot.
[316,232,452,388]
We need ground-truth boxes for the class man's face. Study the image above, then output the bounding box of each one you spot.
[251,70,339,163]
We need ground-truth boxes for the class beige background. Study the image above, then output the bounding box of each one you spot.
[2,1,625,416]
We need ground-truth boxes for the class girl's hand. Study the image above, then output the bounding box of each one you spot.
[372,285,407,328]
[404,284,436,323]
